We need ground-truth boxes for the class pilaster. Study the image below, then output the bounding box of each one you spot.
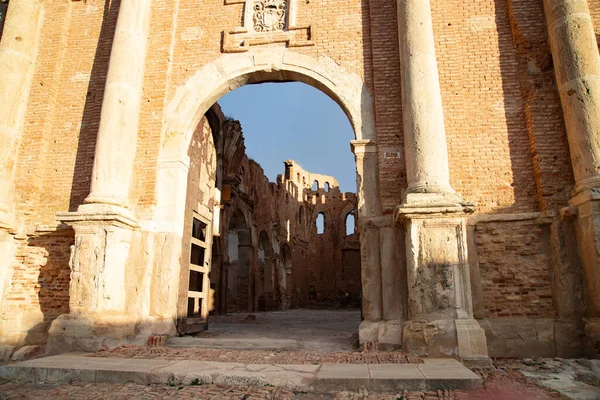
[351,140,384,345]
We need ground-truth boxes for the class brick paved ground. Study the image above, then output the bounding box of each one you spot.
[0,370,563,400]
[90,346,422,365]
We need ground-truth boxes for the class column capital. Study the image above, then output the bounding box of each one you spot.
[394,202,475,225]
[57,203,138,230]
[350,139,377,155]
[569,186,600,208]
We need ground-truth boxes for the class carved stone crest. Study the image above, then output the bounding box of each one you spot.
[223,0,313,53]
[253,0,287,32]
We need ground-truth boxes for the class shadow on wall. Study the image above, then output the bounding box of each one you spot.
[496,0,574,213]
[68,0,120,211]
[19,230,73,346]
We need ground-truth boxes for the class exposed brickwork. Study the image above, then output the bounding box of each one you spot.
[476,220,555,318]
[432,0,544,212]
[11,1,576,219]
[3,231,72,318]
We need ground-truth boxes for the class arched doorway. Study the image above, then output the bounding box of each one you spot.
[149,49,383,345]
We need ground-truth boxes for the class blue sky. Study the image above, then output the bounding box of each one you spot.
[217,82,357,193]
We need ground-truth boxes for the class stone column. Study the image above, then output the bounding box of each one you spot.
[82,0,151,213]
[543,0,600,357]
[49,0,155,354]
[397,0,459,204]
[395,0,488,362]
[351,140,383,346]
[0,0,42,327]
[0,0,42,228]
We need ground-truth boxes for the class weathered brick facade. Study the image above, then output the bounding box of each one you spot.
[1,0,599,359]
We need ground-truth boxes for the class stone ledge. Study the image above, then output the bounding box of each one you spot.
[0,354,483,392]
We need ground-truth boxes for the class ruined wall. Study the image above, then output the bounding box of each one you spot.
[476,221,554,318]
[214,122,360,314]
[280,162,361,309]
[0,228,72,345]
[2,0,595,356]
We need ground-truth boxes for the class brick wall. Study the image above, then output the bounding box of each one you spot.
[3,230,72,318]
[13,0,576,218]
[5,0,585,338]
[476,220,555,318]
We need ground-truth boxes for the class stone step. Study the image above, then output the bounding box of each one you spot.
[0,354,482,393]
[166,337,301,351]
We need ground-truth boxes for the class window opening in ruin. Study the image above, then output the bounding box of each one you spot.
[324,182,330,192]
[0,0,8,39]
[316,212,325,234]
[345,212,355,236]
[312,180,319,191]
[298,206,304,224]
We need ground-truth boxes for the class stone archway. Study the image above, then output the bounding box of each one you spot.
[151,48,384,345]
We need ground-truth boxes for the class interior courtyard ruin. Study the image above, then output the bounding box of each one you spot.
[1,0,600,378]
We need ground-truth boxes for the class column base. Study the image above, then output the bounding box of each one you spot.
[377,320,404,350]
[395,195,488,360]
[570,189,600,359]
[359,320,382,349]
[400,191,464,208]
[403,319,489,360]
[46,313,176,355]
[585,318,600,358]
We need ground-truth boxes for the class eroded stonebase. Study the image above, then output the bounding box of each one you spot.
[479,317,584,358]
[377,319,404,350]
[46,314,176,355]
[402,319,488,360]
[585,318,600,358]
[359,320,381,347]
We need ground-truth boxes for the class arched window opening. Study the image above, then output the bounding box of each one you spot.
[296,173,300,183]
[324,182,330,192]
[345,212,356,236]
[316,212,325,235]
[312,180,319,191]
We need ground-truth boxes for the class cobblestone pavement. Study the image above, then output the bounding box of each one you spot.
[90,347,422,364]
[0,371,563,400]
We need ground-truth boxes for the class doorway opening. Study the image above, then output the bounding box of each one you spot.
[176,81,362,351]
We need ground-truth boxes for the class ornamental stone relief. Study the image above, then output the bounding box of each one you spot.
[223,0,313,53]
[253,0,287,32]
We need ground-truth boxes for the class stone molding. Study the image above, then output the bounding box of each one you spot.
[222,0,313,52]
